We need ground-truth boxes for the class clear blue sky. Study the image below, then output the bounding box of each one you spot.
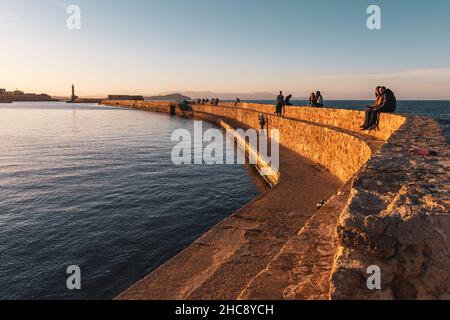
[1,0,449,99]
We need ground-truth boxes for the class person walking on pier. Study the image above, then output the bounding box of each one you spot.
[275,91,285,117]
[258,113,266,130]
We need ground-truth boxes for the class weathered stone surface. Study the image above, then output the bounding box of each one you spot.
[331,116,450,300]
[239,181,353,300]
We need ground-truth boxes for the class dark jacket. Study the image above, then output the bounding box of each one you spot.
[376,89,397,113]
[276,95,285,106]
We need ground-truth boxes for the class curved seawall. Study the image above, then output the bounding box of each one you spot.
[103,100,449,300]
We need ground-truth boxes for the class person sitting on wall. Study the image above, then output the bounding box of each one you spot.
[316,91,324,107]
[361,87,397,131]
[369,87,397,129]
[275,91,285,117]
[308,92,317,107]
[361,86,382,130]
[234,97,241,106]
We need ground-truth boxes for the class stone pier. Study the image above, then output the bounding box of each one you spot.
[103,100,449,300]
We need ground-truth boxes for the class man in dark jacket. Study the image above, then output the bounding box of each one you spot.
[367,87,397,129]
[275,91,285,117]
[377,87,397,113]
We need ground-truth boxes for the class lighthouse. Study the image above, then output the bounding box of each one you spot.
[71,84,78,102]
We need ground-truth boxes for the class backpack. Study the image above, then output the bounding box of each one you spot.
[384,89,397,113]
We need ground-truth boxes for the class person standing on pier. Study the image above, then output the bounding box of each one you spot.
[275,91,285,117]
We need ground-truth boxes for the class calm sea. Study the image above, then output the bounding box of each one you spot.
[0,102,264,300]
[249,100,450,140]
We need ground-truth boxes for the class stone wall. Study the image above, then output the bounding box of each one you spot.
[331,116,450,300]
[189,104,375,183]
[102,100,449,300]
[103,100,378,182]
[104,100,174,114]
[218,102,406,141]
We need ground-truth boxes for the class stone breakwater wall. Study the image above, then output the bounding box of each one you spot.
[219,102,405,141]
[331,116,450,300]
[191,104,376,183]
[105,100,375,182]
[102,100,449,300]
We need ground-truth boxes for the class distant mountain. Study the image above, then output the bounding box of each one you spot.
[145,93,191,101]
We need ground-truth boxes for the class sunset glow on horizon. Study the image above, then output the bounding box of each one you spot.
[1,0,450,99]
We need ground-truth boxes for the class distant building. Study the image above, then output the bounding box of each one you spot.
[0,87,55,102]
[108,95,144,101]
[12,92,53,101]
[0,88,12,103]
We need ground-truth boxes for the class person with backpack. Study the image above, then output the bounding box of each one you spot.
[377,87,397,113]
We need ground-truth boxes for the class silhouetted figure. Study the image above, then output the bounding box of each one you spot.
[361,87,397,130]
[275,91,285,117]
[258,113,266,131]
[234,98,241,106]
[361,86,382,130]
[316,91,324,107]
[285,94,293,106]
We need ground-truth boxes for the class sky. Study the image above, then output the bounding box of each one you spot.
[1,0,449,99]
